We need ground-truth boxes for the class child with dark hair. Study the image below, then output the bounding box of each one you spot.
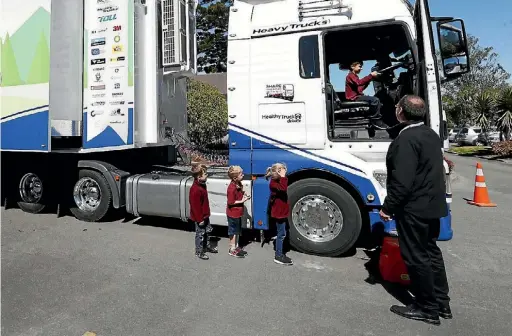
[189,163,218,260]
[345,60,388,130]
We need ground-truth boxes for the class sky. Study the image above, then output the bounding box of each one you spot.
[329,0,512,91]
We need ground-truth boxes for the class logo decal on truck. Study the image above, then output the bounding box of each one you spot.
[91,85,106,90]
[98,5,118,12]
[265,84,295,101]
[110,56,125,62]
[98,14,117,22]
[91,58,106,65]
[91,28,107,35]
[261,113,303,124]
[90,110,104,117]
[112,44,123,53]
[252,19,331,35]
[91,37,106,46]
[91,48,105,55]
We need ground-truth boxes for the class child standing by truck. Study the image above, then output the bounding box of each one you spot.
[226,165,250,258]
[189,163,218,260]
[266,163,293,266]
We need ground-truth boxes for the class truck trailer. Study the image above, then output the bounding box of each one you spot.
[1,0,469,256]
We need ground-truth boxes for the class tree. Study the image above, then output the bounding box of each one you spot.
[442,36,511,126]
[187,78,228,145]
[26,31,50,84]
[472,90,495,133]
[496,87,512,141]
[196,0,231,73]
[1,33,23,86]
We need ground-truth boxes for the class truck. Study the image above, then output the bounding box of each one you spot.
[1,0,469,256]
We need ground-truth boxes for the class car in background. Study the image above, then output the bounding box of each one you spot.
[477,131,500,146]
[448,128,461,142]
[457,127,482,146]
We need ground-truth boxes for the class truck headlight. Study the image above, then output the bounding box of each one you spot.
[373,170,387,188]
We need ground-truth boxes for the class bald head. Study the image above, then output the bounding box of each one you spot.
[398,95,426,122]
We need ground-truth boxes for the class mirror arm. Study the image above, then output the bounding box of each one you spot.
[431,16,455,23]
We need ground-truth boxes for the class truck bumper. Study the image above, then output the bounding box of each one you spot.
[369,209,453,241]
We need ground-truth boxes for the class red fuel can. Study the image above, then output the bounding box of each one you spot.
[379,236,411,286]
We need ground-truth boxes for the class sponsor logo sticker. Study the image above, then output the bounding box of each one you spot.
[90,110,104,117]
[91,85,106,90]
[98,5,118,12]
[91,28,107,34]
[91,58,106,65]
[112,44,123,53]
[110,56,125,62]
[98,14,117,23]
[91,48,105,56]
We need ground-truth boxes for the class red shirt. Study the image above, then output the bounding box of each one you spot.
[269,177,289,219]
[345,72,373,100]
[226,181,244,218]
[189,179,210,222]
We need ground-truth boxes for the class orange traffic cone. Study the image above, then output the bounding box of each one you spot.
[467,162,497,207]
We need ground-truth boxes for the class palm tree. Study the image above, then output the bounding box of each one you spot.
[472,90,495,134]
[496,87,512,141]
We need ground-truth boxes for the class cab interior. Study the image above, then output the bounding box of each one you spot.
[323,23,416,141]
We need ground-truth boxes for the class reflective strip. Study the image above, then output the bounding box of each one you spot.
[475,182,486,187]
[476,168,484,176]
[446,197,452,203]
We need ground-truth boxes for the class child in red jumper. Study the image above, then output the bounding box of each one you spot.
[265,163,293,266]
[189,163,218,260]
[344,61,387,130]
[226,165,250,258]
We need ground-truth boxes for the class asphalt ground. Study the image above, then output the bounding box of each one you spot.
[1,153,512,336]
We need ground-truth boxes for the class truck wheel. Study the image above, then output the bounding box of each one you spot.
[70,169,112,222]
[18,172,46,214]
[288,178,362,257]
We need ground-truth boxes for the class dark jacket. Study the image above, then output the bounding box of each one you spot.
[382,122,448,219]
[269,177,289,219]
[189,179,210,223]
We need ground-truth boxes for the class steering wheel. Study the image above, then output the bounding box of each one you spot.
[377,62,406,75]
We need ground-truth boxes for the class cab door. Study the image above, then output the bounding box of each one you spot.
[413,0,442,138]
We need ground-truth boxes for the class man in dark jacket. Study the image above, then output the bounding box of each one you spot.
[379,95,451,325]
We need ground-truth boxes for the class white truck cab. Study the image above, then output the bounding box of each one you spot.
[225,0,469,254]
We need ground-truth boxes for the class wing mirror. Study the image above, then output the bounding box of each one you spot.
[437,19,470,78]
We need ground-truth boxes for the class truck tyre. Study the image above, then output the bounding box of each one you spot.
[288,178,362,257]
[18,172,46,214]
[70,169,112,222]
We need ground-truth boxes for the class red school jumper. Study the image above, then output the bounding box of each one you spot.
[226,181,244,218]
[269,177,289,219]
[189,179,211,223]
[345,72,373,101]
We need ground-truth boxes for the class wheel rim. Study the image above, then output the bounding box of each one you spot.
[73,177,102,212]
[19,173,43,203]
[291,194,344,243]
